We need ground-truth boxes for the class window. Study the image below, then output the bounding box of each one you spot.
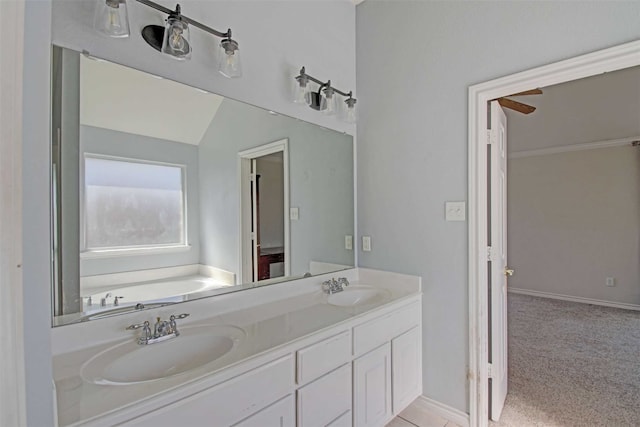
[83,155,186,253]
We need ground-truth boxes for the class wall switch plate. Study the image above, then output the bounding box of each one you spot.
[290,207,299,221]
[445,201,466,221]
[345,235,353,250]
[362,236,371,252]
[606,277,615,287]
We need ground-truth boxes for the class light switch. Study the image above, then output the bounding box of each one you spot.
[345,235,353,250]
[290,207,299,220]
[445,201,466,221]
[362,236,371,252]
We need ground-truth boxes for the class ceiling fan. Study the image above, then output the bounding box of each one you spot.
[494,88,543,114]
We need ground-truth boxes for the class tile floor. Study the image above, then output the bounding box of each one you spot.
[386,401,461,427]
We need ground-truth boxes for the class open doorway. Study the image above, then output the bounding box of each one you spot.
[239,139,290,284]
[497,65,640,425]
[468,40,640,427]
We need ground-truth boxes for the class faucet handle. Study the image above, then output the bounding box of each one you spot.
[172,313,190,320]
[114,296,124,306]
[337,277,349,287]
[126,320,150,330]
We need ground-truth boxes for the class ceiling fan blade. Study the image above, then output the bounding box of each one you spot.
[498,98,536,114]
[508,88,543,97]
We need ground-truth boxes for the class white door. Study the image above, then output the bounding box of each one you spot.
[489,100,510,421]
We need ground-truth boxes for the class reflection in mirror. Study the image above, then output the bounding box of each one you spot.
[51,45,354,326]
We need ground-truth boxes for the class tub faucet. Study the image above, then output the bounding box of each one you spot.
[100,293,112,307]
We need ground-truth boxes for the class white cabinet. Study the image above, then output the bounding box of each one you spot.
[392,326,422,413]
[297,364,352,427]
[353,343,392,427]
[124,355,294,427]
[83,295,422,427]
[233,395,295,427]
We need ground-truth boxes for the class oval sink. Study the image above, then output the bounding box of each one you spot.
[81,325,245,385]
[326,285,390,307]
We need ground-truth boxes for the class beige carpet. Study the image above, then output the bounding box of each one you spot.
[490,293,640,427]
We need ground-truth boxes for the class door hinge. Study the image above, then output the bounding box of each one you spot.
[250,231,256,240]
[487,246,493,261]
[486,129,493,144]
[488,363,493,378]
[250,173,256,182]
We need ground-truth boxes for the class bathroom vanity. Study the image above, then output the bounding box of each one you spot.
[52,269,422,427]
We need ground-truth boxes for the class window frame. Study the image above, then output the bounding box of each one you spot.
[80,153,189,258]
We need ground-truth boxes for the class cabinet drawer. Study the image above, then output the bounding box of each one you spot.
[297,364,352,427]
[297,330,351,385]
[124,355,294,427]
[233,394,295,427]
[327,410,352,427]
[353,301,421,357]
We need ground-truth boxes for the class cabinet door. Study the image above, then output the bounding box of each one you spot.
[392,326,422,413]
[353,343,391,427]
[233,395,294,427]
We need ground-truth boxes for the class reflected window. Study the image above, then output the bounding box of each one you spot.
[83,155,186,251]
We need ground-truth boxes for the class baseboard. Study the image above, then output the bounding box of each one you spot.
[509,287,640,311]
[412,395,470,427]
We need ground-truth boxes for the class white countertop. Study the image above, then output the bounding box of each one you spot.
[52,268,421,426]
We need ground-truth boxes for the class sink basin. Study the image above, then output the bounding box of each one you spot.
[81,325,245,385]
[326,285,390,307]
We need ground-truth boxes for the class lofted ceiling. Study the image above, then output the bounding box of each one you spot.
[80,55,224,145]
[506,65,640,153]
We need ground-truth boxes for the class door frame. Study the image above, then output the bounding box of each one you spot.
[238,138,290,284]
[467,40,640,427]
[0,0,27,425]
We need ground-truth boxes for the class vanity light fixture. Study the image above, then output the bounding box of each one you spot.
[293,67,357,123]
[93,0,242,77]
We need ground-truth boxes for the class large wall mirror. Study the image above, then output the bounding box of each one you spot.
[51,45,355,326]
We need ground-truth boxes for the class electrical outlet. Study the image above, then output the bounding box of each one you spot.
[362,236,371,252]
[606,277,615,287]
[345,235,353,250]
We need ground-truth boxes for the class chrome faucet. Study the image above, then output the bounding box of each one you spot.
[322,277,350,294]
[100,293,112,307]
[127,313,190,345]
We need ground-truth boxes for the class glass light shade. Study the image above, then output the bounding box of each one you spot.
[344,103,357,124]
[218,41,242,78]
[162,17,191,60]
[293,77,311,105]
[94,0,130,38]
[322,88,337,115]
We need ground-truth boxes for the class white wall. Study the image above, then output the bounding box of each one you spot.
[356,0,640,413]
[24,1,355,425]
[508,146,640,305]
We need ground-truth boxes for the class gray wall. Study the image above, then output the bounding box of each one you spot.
[356,0,640,413]
[508,146,640,305]
[79,125,201,276]
[256,155,285,250]
[198,98,354,277]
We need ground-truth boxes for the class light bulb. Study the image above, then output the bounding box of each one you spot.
[169,27,185,51]
[161,16,191,60]
[218,39,242,78]
[94,0,130,38]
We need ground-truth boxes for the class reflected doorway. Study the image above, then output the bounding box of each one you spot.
[239,139,290,284]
